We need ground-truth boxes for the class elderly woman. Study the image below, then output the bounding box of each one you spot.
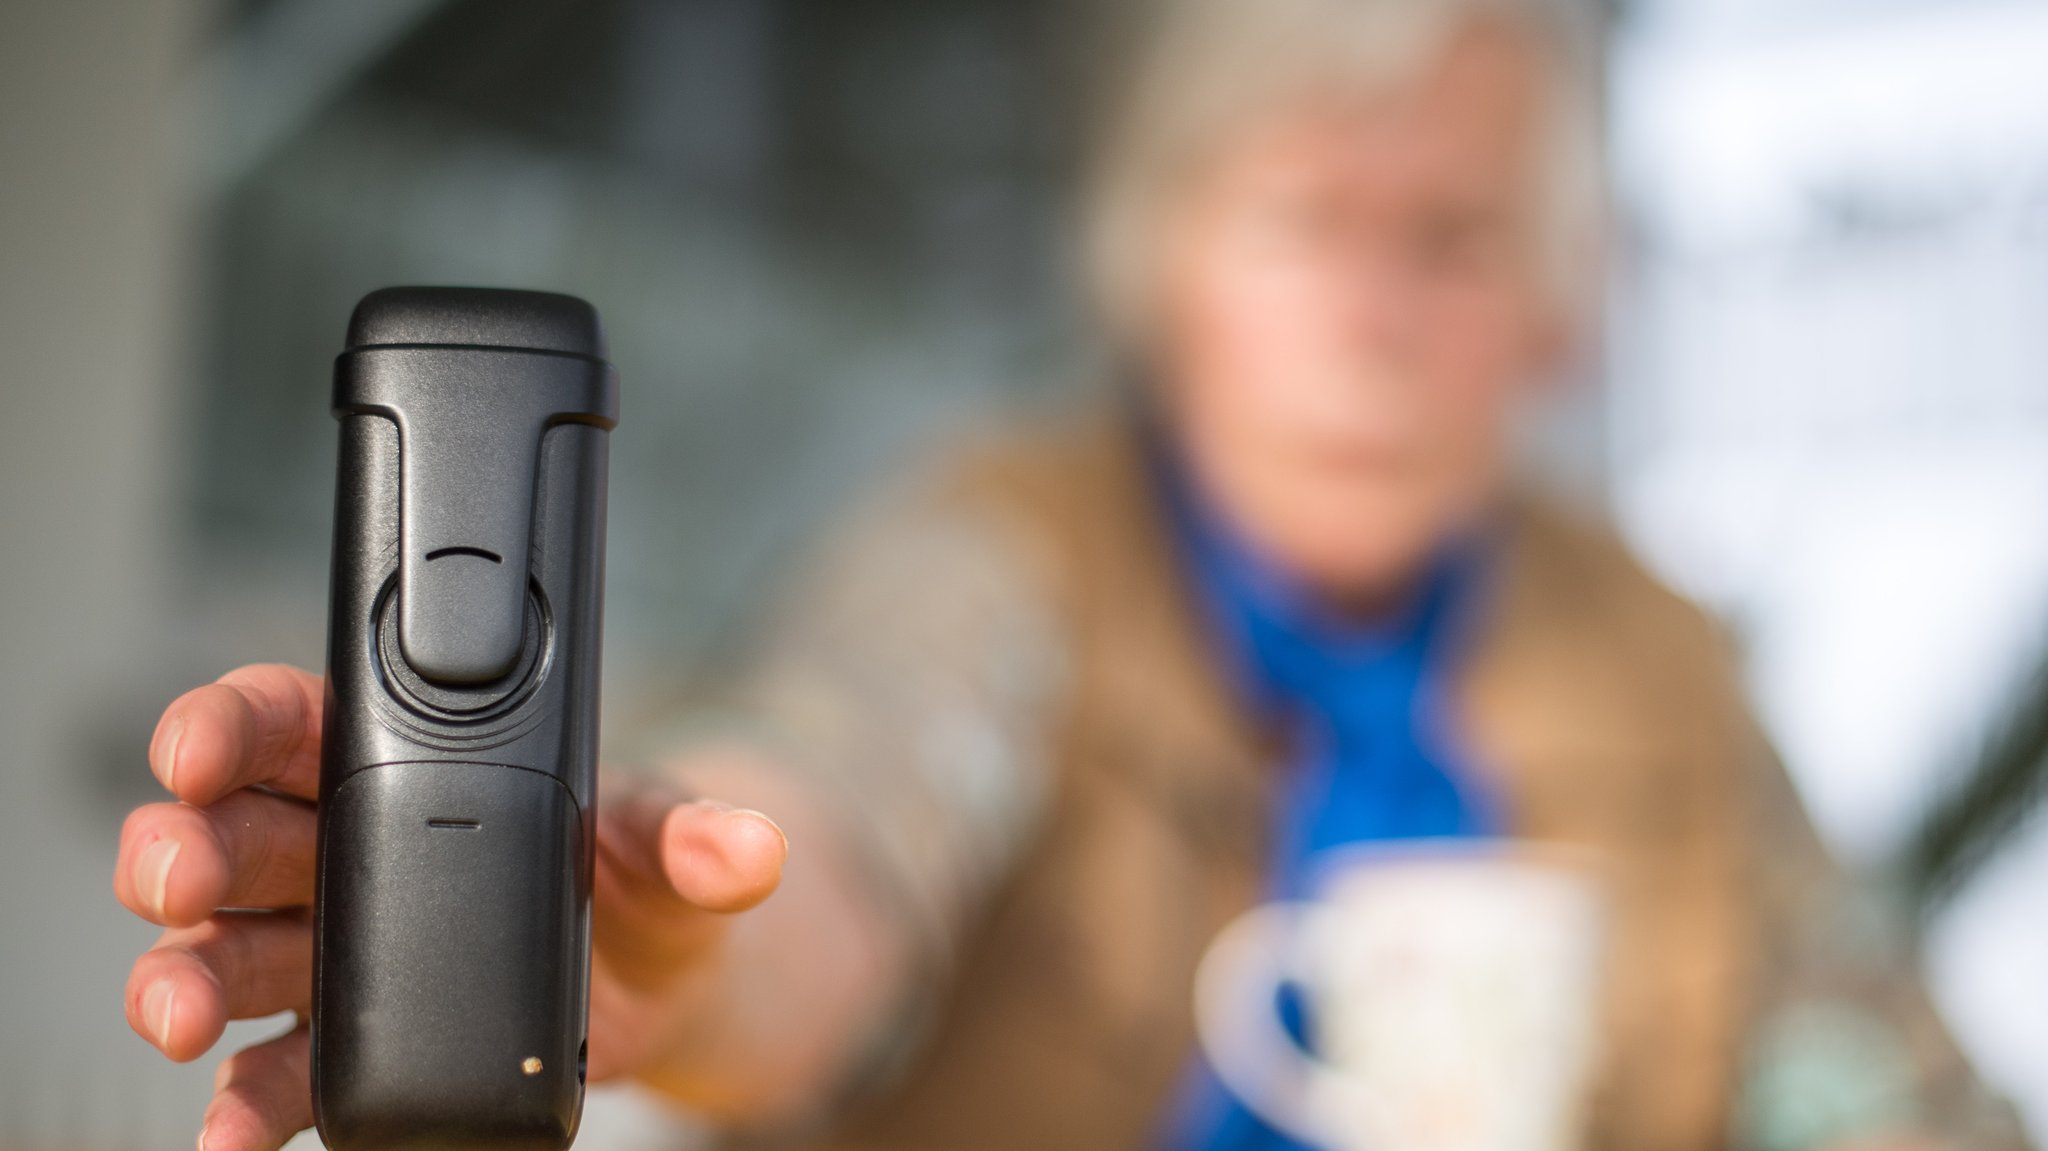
[114,0,2025,1149]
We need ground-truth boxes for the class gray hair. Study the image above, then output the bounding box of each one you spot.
[1085,0,1608,340]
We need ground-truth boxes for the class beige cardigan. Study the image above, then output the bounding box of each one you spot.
[730,417,2023,1151]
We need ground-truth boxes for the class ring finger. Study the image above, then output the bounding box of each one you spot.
[126,910,312,1062]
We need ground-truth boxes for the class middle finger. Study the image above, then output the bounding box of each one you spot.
[116,789,316,928]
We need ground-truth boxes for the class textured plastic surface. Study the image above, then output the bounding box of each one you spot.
[317,764,586,1149]
[314,287,616,1150]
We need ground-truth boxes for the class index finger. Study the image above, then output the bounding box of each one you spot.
[150,664,324,805]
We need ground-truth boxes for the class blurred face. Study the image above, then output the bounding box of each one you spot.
[1150,25,1569,610]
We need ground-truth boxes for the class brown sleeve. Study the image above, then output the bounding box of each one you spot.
[1466,499,2030,1151]
[676,468,1068,970]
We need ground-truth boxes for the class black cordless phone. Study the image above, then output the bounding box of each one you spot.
[312,287,617,1150]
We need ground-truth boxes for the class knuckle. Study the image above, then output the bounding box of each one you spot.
[223,684,267,755]
[123,956,157,1006]
[177,936,232,993]
[212,800,277,893]
[122,798,180,831]
[119,803,165,843]
[221,669,301,750]
[131,938,179,977]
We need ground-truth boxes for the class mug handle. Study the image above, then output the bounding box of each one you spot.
[1192,902,1371,1150]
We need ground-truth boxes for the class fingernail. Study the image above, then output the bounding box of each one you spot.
[140,837,181,917]
[693,798,735,814]
[144,978,177,1049]
[729,807,789,855]
[196,1119,212,1151]
[158,716,185,792]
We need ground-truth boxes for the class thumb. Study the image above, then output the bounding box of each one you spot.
[590,786,787,990]
[584,789,788,1081]
[658,798,788,914]
[595,782,789,913]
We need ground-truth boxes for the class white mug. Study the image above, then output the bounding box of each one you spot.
[1193,842,1608,1151]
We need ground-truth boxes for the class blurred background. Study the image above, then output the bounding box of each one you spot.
[2,0,2045,1146]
